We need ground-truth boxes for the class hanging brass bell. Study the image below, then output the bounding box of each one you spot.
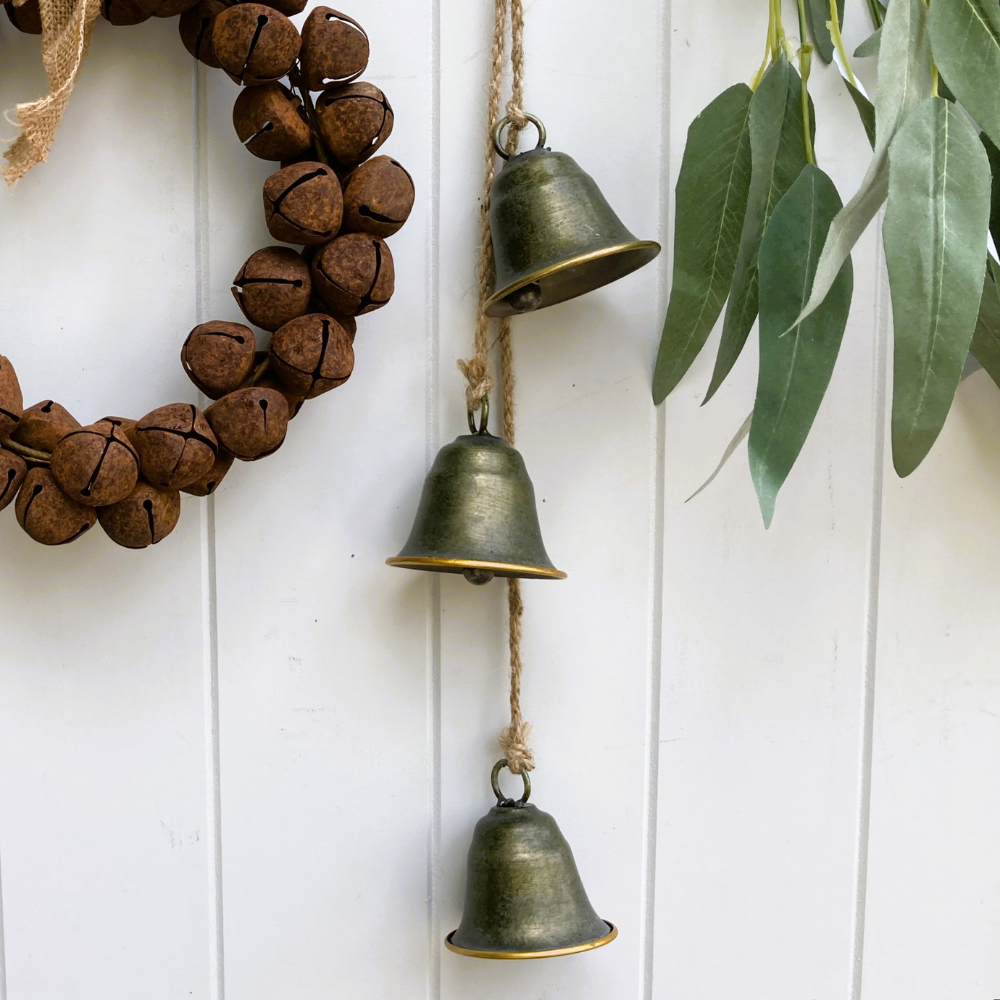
[446,760,617,959]
[484,114,660,318]
[386,398,566,585]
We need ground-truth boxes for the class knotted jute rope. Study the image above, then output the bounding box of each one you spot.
[457,0,534,775]
[3,0,101,185]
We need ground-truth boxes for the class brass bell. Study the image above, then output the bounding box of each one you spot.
[484,114,661,318]
[446,760,617,959]
[387,398,565,585]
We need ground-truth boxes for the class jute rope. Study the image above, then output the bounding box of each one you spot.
[456,0,533,775]
[3,0,100,185]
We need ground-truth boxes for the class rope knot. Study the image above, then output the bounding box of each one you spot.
[457,355,493,413]
[499,720,534,774]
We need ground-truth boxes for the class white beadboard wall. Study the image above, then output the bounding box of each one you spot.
[0,1,996,998]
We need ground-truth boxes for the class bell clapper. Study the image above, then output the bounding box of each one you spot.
[506,282,542,313]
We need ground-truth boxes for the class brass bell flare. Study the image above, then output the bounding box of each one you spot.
[386,398,566,584]
[484,114,660,318]
[446,760,616,959]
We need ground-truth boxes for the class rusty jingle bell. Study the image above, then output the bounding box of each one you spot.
[484,114,660,317]
[446,760,616,959]
[386,397,564,585]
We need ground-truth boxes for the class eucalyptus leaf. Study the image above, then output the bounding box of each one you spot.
[981,132,1000,252]
[794,0,932,328]
[845,80,877,149]
[652,85,753,404]
[928,0,1000,151]
[884,97,991,477]
[686,411,752,502]
[807,0,846,63]
[971,256,1000,391]
[750,165,853,528]
[705,57,812,403]
[855,27,881,58]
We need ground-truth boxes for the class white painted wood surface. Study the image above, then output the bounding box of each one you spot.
[0,1,995,998]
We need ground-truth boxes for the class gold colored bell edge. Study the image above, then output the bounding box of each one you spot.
[386,398,566,585]
[484,114,661,319]
[446,761,616,959]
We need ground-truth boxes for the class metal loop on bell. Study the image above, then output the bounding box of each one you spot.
[467,395,490,435]
[493,113,547,161]
[491,758,531,807]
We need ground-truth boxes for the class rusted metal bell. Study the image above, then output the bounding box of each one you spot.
[386,397,565,585]
[446,760,617,959]
[485,114,660,318]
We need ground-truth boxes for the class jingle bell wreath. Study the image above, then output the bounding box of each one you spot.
[0,1,412,549]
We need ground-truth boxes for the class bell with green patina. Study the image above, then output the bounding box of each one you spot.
[484,114,660,318]
[445,760,616,959]
[386,398,565,585]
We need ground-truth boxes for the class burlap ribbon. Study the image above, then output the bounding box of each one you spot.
[3,0,101,185]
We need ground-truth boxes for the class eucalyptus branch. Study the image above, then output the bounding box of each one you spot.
[752,0,791,90]
[827,0,857,86]
[866,0,884,28]
[796,0,817,166]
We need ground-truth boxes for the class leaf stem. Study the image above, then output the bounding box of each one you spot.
[773,0,791,59]
[796,0,817,166]
[866,0,884,28]
[931,63,939,98]
[828,0,857,86]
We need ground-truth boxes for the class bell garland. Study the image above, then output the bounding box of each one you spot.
[654,0,1000,527]
[388,0,618,961]
[0,0,413,549]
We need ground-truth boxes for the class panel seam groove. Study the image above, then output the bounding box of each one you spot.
[849,219,889,1000]
[195,59,226,1000]
[0,830,8,1000]
[639,0,671,995]
[426,0,443,992]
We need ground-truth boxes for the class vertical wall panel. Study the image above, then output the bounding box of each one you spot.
[862,369,1000,999]
[1,2,998,999]
[206,2,435,996]
[0,20,211,999]
[437,0,662,997]
[652,5,881,999]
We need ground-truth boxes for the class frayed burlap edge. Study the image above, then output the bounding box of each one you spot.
[3,0,101,185]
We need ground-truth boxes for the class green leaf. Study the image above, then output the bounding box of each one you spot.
[652,85,753,404]
[855,26,882,58]
[750,165,853,528]
[928,0,1000,151]
[807,0,846,63]
[686,411,752,502]
[970,256,1000,391]
[795,0,932,328]
[981,132,1000,252]
[844,80,877,149]
[705,57,812,403]
[885,97,992,477]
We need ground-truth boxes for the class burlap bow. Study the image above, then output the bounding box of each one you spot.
[3,0,101,185]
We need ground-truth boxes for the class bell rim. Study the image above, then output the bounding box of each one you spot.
[444,921,617,960]
[385,556,567,580]
[484,239,661,317]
